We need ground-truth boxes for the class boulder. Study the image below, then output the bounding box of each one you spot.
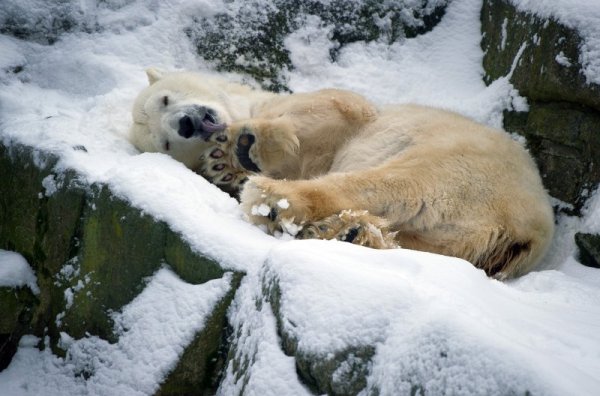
[575,233,600,268]
[0,142,243,394]
[0,286,37,371]
[187,0,449,91]
[268,278,374,395]
[481,0,600,213]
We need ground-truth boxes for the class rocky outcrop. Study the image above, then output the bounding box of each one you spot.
[575,233,600,268]
[187,0,449,91]
[0,142,243,394]
[267,277,374,395]
[0,286,37,371]
[481,0,600,213]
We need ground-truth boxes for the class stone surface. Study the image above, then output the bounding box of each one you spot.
[0,141,243,391]
[187,0,448,91]
[575,233,600,269]
[0,1,99,45]
[267,275,374,395]
[0,287,37,371]
[503,102,600,211]
[481,0,600,213]
[158,273,243,395]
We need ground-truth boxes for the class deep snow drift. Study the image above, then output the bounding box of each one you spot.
[1,0,600,395]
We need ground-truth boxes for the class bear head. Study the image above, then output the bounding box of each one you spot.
[128,68,233,170]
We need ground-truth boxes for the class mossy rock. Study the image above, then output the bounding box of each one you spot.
[503,102,600,211]
[57,185,169,342]
[0,286,38,370]
[0,144,87,351]
[0,0,100,45]
[265,274,374,395]
[0,141,241,384]
[481,0,600,111]
[186,0,448,91]
[575,233,600,268]
[481,0,600,213]
[157,272,244,395]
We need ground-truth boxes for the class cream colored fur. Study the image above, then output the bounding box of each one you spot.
[129,69,555,279]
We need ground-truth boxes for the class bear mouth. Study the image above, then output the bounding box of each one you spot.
[178,110,226,140]
[200,112,227,136]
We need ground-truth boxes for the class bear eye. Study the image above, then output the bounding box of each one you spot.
[162,95,169,106]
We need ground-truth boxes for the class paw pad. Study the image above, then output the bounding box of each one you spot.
[195,128,256,198]
[236,133,260,172]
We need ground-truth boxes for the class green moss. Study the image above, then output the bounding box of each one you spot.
[164,229,225,285]
[60,186,167,342]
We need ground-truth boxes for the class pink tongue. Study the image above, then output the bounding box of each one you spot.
[201,120,227,134]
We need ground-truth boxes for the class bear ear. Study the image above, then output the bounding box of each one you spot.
[145,67,166,85]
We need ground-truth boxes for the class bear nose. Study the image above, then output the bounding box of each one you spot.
[177,106,225,140]
[178,114,198,139]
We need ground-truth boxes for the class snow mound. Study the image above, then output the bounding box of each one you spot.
[0,250,39,294]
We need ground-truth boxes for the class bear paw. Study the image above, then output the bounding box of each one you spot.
[241,177,397,249]
[195,129,252,197]
[227,119,300,175]
[298,210,398,249]
[197,119,299,197]
[240,176,313,235]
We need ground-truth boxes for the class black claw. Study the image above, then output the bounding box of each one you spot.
[343,227,360,243]
[268,207,277,221]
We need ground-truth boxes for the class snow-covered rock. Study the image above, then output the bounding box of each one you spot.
[0,143,241,393]
[187,0,450,91]
[481,0,600,213]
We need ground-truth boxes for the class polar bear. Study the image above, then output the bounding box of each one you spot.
[129,69,554,279]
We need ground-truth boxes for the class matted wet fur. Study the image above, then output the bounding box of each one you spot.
[129,69,554,279]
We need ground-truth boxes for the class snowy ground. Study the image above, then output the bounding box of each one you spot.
[1,0,600,395]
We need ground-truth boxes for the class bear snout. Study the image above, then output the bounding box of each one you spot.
[177,106,226,140]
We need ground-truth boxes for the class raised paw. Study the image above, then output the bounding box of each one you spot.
[298,210,398,249]
[227,119,300,177]
[194,128,252,197]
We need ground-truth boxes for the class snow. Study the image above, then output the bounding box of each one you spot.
[0,250,40,294]
[0,267,233,395]
[41,174,61,196]
[276,198,290,209]
[1,0,600,394]
[265,241,600,395]
[556,51,573,68]
[251,203,272,217]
